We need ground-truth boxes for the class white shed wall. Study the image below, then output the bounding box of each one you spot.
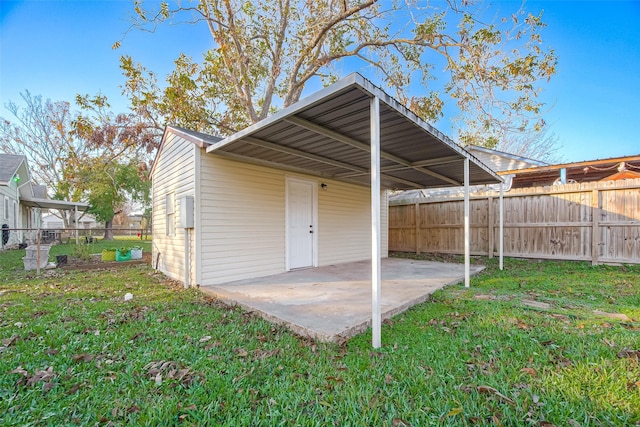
[317,179,388,265]
[151,133,197,282]
[198,155,389,285]
[198,156,286,284]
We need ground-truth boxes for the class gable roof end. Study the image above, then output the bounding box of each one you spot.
[150,125,223,178]
[0,154,28,185]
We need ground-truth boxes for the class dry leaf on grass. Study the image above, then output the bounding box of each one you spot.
[520,367,537,377]
[617,349,640,360]
[73,353,94,363]
[602,338,616,347]
[477,385,515,406]
[144,360,199,388]
[2,335,19,347]
[392,417,411,426]
[66,382,85,395]
[9,365,57,390]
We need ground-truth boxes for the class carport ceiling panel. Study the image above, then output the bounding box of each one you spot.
[249,118,374,170]
[227,142,351,176]
[385,169,451,189]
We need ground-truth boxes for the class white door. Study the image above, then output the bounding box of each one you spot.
[287,178,315,269]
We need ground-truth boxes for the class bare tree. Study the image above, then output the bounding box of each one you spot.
[119,0,557,149]
[498,127,562,164]
[0,91,88,227]
[1,92,156,238]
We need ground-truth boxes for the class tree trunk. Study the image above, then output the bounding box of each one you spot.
[103,219,115,240]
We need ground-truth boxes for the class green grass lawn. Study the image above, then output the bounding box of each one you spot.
[0,254,638,426]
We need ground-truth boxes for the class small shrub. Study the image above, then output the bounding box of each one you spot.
[71,244,91,261]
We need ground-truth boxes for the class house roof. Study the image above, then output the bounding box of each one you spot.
[206,73,501,190]
[501,154,640,188]
[468,145,548,169]
[602,169,640,181]
[0,153,28,185]
[20,197,90,211]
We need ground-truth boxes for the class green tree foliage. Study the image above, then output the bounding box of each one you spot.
[120,0,557,148]
[70,94,155,239]
[77,158,150,240]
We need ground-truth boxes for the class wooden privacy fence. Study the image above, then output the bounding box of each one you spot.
[389,179,640,264]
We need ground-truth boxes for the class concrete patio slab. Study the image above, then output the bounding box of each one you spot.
[200,258,484,343]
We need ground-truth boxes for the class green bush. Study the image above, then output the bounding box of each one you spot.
[71,244,91,261]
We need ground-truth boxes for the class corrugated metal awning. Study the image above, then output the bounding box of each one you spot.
[206,73,501,190]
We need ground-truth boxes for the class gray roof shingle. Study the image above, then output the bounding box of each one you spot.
[0,154,27,184]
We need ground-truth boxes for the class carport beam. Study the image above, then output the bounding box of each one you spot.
[464,157,470,288]
[371,95,382,349]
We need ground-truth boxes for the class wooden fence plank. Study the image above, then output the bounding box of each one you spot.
[592,189,600,265]
[389,178,640,264]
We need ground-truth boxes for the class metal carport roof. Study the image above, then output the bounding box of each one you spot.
[204,73,504,348]
[206,73,501,190]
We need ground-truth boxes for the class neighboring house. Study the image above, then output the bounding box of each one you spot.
[42,212,100,230]
[41,214,64,229]
[467,145,548,173]
[390,149,640,205]
[151,74,500,287]
[113,212,144,230]
[0,154,42,246]
[389,145,547,202]
[0,153,90,247]
[503,155,640,188]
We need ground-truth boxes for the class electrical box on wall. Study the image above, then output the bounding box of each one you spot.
[179,196,194,229]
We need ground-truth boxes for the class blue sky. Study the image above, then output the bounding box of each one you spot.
[1,0,638,163]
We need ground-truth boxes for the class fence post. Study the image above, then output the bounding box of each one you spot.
[415,202,421,254]
[75,206,79,246]
[488,196,494,258]
[591,189,600,265]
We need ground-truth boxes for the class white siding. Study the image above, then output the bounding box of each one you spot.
[151,133,197,282]
[198,156,287,284]
[0,182,20,245]
[318,179,378,265]
[198,155,389,285]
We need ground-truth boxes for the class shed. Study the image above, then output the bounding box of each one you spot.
[150,74,502,347]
